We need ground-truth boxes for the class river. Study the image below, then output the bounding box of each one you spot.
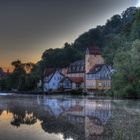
[0,94,139,140]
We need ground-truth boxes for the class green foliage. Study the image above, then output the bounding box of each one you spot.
[73,26,104,51]
[103,34,125,65]
[104,15,122,34]
[113,40,140,98]
[0,60,39,91]
[130,9,140,40]
[41,43,83,69]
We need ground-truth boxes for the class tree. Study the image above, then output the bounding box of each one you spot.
[41,45,83,68]
[0,60,39,91]
[113,40,140,98]
[0,67,4,73]
[104,15,122,34]
[130,8,140,40]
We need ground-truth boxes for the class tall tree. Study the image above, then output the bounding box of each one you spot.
[113,40,140,98]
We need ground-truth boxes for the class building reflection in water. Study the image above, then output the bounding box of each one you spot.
[0,95,112,140]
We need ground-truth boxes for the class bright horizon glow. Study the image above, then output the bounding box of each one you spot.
[136,0,140,7]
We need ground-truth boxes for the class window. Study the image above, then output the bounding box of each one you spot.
[81,66,84,71]
[77,66,79,71]
[76,84,80,88]
[87,74,91,79]
[98,82,102,87]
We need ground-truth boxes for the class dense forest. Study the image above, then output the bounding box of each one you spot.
[0,7,140,98]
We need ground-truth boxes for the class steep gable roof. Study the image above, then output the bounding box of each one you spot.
[88,64,103,74]
[46,70,65,83]
[87,64,111,74]
[60,77,72,83]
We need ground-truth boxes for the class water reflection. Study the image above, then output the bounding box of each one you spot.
[0,95,139,140]
[38,96,112,140]
[0,95,112,140]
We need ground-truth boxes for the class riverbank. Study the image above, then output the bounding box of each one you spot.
[0,89,87,95]
[0,90,139,99]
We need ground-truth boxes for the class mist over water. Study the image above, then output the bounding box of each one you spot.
[0,94,139,140]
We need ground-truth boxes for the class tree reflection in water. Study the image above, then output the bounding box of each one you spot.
[11,112,37,127]
[0,95,112,140]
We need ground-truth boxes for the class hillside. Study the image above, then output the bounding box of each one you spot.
[40,7,139,68]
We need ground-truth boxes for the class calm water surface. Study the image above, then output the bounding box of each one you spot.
[0,94,140,140]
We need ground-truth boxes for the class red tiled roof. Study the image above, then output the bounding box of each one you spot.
[69,77,84,84]
[87,47,101,55]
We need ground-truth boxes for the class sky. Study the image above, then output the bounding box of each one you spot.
[0,0,139,70]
